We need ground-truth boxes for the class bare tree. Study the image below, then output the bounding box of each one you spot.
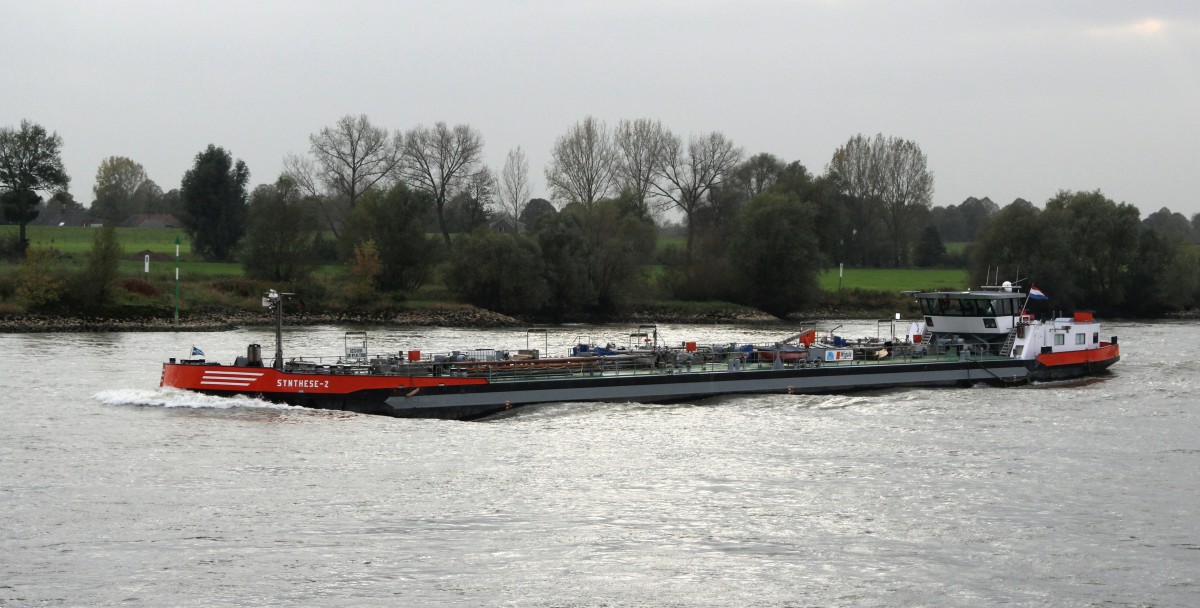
[880,138,933,266]
[285,114,401,238]
[499,146,531,229]
[651,130,743,265]
[309,114,402,207]
[613,118,667,217]
[544,116,616,208]
[828,133,932,266]
[282,153,349,238]
[398,122,484,249]
[828,133,887,201]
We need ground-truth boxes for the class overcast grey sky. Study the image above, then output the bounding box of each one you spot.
[3,1,1198,217]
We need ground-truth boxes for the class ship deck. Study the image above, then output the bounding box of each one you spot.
[282,350,1015,384]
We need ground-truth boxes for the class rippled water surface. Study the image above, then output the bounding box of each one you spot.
[1,321,1197,606]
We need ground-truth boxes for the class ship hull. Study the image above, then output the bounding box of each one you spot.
[1031,343,1121,381]
[162,357,1062,421]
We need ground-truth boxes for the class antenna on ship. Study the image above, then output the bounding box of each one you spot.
[262,289,296,370]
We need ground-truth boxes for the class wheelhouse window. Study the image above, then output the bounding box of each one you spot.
[916,296,1022,316]
[919,295,1021,317]
[992,299,1016,316]
[1055,334,1065,346]
[1075,333,1086,345]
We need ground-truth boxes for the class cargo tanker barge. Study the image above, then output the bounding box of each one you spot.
[161,286,1119,420]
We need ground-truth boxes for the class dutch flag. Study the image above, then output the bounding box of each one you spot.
[191,346,205,357]
[1028,285,1049,301]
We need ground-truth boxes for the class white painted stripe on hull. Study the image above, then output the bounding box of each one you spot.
[199,370,264,388]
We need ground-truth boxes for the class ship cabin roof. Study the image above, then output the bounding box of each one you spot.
[914,290,1026,318]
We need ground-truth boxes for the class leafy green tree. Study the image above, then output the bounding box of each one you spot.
[763,161,840,266]
[1121,229,1179,316]
[769,162,849,267]
[534,210,596,316]
[347,239,381,303]
[342,184,439,292]
[914,225,946,267]
[130,179,164,217]
[44,191,82,213]
[928,204,966,242]
[180,145,249,261]
[1142,207,1194,243]
[958,196,999,240]
[445,190,492,233]
[971,192,1148,313]
[519,198,556,230]
[733,152,787,200]
[82,223,123,305]
[531,196,656,318]
[241,176,320,282]
[1161,242,1200,309]
[1,188,40,232]
[969,201,1074,305]
[698,182,746,246]
[0,229,21,260]
[16,246,64,308]
[448,230,549,315]
[728,192,821,317]
[91,156,149,222]
[151,188,183,217]
[0,120,69,255]
[1044,190,1141,308]
[577,197,656,312]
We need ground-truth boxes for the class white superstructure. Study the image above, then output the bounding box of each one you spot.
[908,287,1113,361]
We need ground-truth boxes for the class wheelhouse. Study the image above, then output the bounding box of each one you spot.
[913,289,1029,356]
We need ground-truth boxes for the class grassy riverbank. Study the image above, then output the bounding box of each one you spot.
[1,225,969,329]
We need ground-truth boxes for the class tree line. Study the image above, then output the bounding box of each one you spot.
[6,116,1200,318]
[967,191,1200,316]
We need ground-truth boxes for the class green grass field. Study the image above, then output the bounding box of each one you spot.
[656,235,685,253]
[945,241,969,255]
[819,267,968,292]
[2,225,193,256]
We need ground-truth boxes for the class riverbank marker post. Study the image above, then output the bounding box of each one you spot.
[174,235,180,325]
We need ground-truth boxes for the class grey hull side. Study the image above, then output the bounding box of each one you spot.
[383,360,1032,415]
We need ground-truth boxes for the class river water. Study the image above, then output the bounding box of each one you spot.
[0,320,1196,607]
